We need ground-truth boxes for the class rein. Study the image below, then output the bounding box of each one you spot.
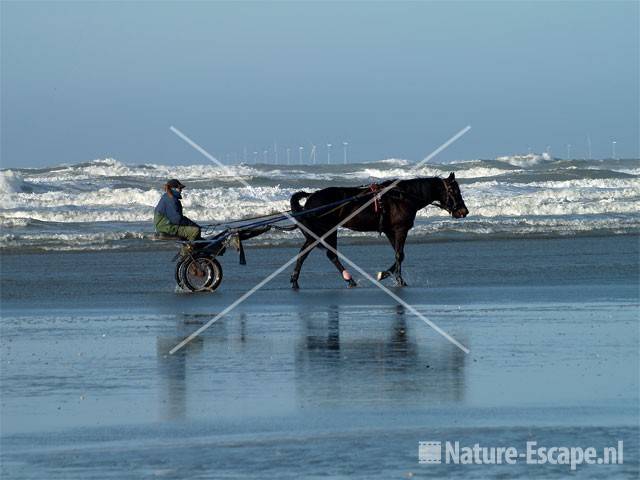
[203,191,372,230]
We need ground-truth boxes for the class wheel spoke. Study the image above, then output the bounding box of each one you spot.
[179,256,222,292]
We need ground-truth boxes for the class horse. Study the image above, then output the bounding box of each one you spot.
[289,172,469,289]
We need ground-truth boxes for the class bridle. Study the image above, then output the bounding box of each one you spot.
[433,178,457,214]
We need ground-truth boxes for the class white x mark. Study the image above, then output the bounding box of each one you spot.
[168,126,470,354]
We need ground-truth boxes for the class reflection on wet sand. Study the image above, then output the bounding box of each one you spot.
[295,305,467,407]
[155,307,467,420]
[156,312,239,421]
[156,333,203,421]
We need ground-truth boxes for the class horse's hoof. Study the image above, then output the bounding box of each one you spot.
[291,280,300,290]
[395,279,408,287]
[377,271,389,281]
[346,279,357,288]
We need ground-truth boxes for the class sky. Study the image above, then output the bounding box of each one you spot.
[1,1,639,168]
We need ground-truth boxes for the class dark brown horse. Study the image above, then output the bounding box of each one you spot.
[289,173,469,289]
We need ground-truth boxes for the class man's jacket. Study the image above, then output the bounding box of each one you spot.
[154,192,183,230]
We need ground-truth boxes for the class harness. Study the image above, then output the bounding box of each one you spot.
[322,181,407,232]
[368,183,387,232]
[370,183,382,213]
[191,192,376,265]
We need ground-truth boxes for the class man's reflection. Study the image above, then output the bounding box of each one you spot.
[156,315,206,421]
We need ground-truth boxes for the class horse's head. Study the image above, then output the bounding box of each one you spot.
[440,173,469,218]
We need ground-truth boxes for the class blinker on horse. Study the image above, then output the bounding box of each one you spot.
[289,173,469,289]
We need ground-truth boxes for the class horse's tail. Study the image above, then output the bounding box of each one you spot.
[290,191,311,213]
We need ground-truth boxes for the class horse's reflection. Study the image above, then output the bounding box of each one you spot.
[305,305,341,351]
[295,304,467,406]
[155,306,468,420]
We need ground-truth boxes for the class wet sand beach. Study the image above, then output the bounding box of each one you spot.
[1,235,639,478]
[3,0,639,477]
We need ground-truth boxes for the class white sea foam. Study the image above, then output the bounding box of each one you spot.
[588,166,640,176]
[24,158,260,185]
[4,176,636,224]
[0,217,33,228]
[496,152,553,167]
[352,165,511,181]
[373,158,410,166]
[0,170,27,194]
[0,231,148,251]
[1,185,294,224]
[19,157,517,188]
[2,157,638,251]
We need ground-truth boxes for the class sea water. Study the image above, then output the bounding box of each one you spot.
[1,156,638,252]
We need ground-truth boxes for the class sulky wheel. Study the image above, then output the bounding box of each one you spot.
[179,255,223,292]
[175,256,188,290]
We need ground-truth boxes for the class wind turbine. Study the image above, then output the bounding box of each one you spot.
[263,149,268,163]
[310,144,317,164]
[299,146,304,165]
[343,141,348,164]
[243,146,247,164]
[612,140,617,159]
[274,141,278,164]
[286,148,291,165]
[253,151,258,164]
[587,135,592,160]
[327,143,332,164]
[566,144,571,160]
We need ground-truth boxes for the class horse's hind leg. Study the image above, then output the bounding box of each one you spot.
[290,236,315,289]
[324,231,357,288]
[377,231,397,281]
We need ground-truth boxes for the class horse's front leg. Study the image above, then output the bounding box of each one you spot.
[392,230,408,286]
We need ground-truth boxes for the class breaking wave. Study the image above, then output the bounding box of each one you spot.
[1,156,638,251]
